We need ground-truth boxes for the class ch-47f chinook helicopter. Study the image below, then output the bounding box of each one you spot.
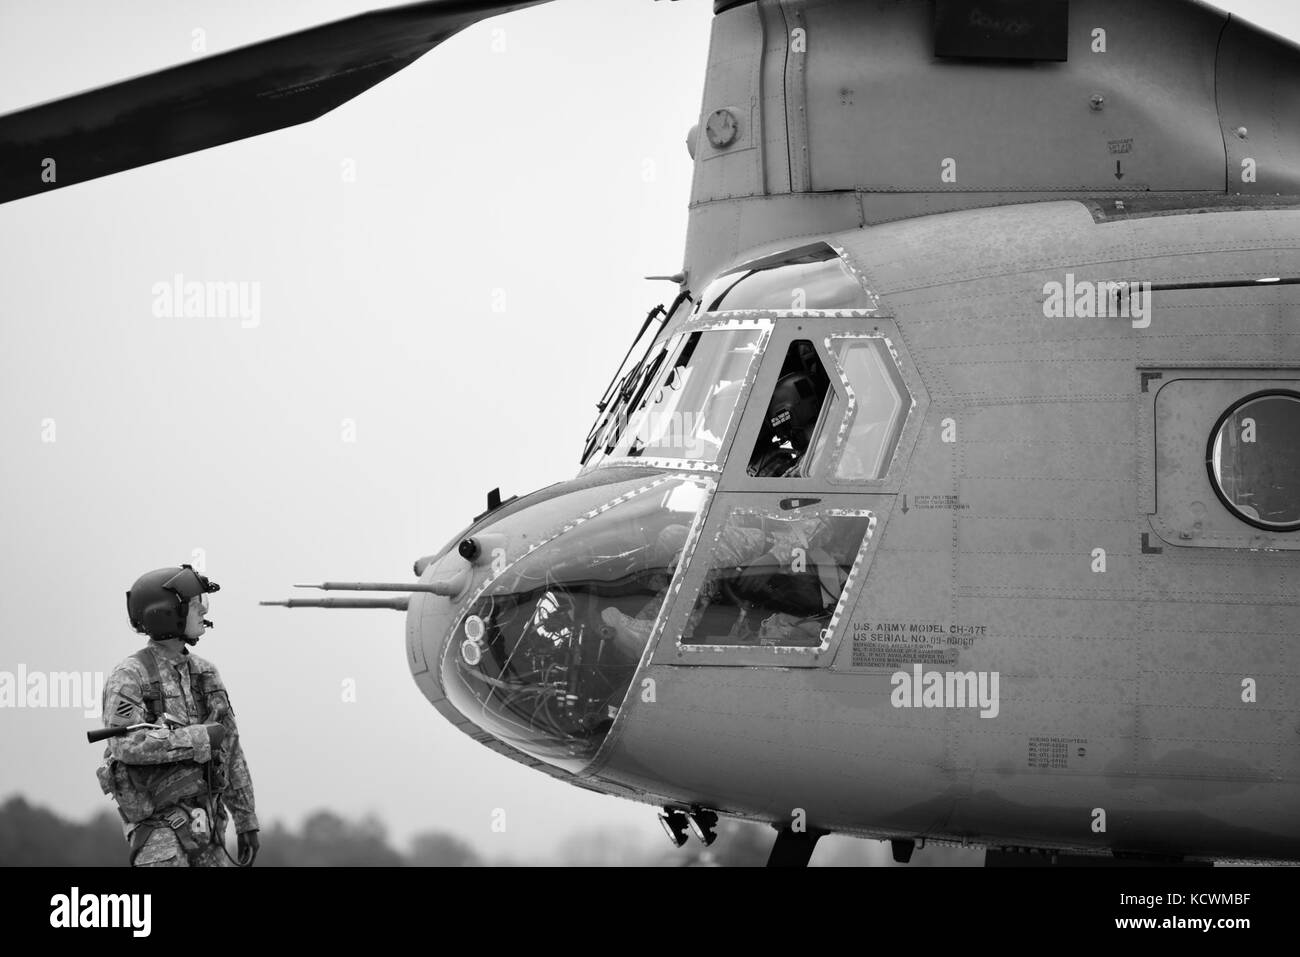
[6,0,1300,867]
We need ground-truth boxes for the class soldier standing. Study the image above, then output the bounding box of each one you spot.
[96,564,260,866]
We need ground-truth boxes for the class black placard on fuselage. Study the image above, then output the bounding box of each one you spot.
[934,0,1070,62]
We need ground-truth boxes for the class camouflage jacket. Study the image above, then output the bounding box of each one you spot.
[99,642,258,836]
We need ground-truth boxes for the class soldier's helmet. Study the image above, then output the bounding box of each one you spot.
[126,565,221,639]
[765,371,825,452]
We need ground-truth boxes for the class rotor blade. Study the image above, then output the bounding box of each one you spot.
[0,0,552,204]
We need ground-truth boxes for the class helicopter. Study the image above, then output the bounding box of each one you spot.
[4,0,1299,868]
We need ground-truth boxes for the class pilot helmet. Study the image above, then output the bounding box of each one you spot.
[766,371,825,451]
[126,564,220,639]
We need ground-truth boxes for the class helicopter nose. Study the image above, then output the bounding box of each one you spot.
[405,525,529,742]
[404,468,713,775]
[404,555,478,735]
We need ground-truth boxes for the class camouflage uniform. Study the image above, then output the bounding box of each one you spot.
[97,641,258,867]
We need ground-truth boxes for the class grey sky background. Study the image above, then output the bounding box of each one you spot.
[1,0,1298,861]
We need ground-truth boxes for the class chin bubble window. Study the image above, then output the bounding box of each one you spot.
[442,477,712,771]
[683,507,874,649]
[1208,392,1300,532]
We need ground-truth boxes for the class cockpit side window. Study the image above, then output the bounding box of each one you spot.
[747,340,833,477]
[809,337,910,482]
[682,506,873,648]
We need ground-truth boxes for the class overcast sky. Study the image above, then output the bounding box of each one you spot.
[2,0,1299,862]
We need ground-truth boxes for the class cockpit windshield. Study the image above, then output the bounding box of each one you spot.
[604,328,765,465]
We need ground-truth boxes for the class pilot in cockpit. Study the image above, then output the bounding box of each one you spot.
[748,342,830,478]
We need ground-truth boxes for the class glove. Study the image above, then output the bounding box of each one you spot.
[237,829,260,866]
[204,723,226,749]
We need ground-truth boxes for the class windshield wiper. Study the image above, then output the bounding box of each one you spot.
[581,291,691,465]
[584,354,660,462]
[596,303,666,415]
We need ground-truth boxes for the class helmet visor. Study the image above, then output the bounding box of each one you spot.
[163,565,219,600]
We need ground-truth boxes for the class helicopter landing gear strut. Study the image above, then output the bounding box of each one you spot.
[766,825,829,867]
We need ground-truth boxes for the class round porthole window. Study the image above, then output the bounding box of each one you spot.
[1207,391,1300,532]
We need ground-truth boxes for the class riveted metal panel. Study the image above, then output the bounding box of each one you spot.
[1217,16,1300,197]
[691,4,766,205]
[753,0,791,195]
[802,0,1228,194]
[783,0,812,191]
[683,192,864,285]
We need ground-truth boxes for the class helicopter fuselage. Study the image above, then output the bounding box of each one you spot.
[409,196,1300,863]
